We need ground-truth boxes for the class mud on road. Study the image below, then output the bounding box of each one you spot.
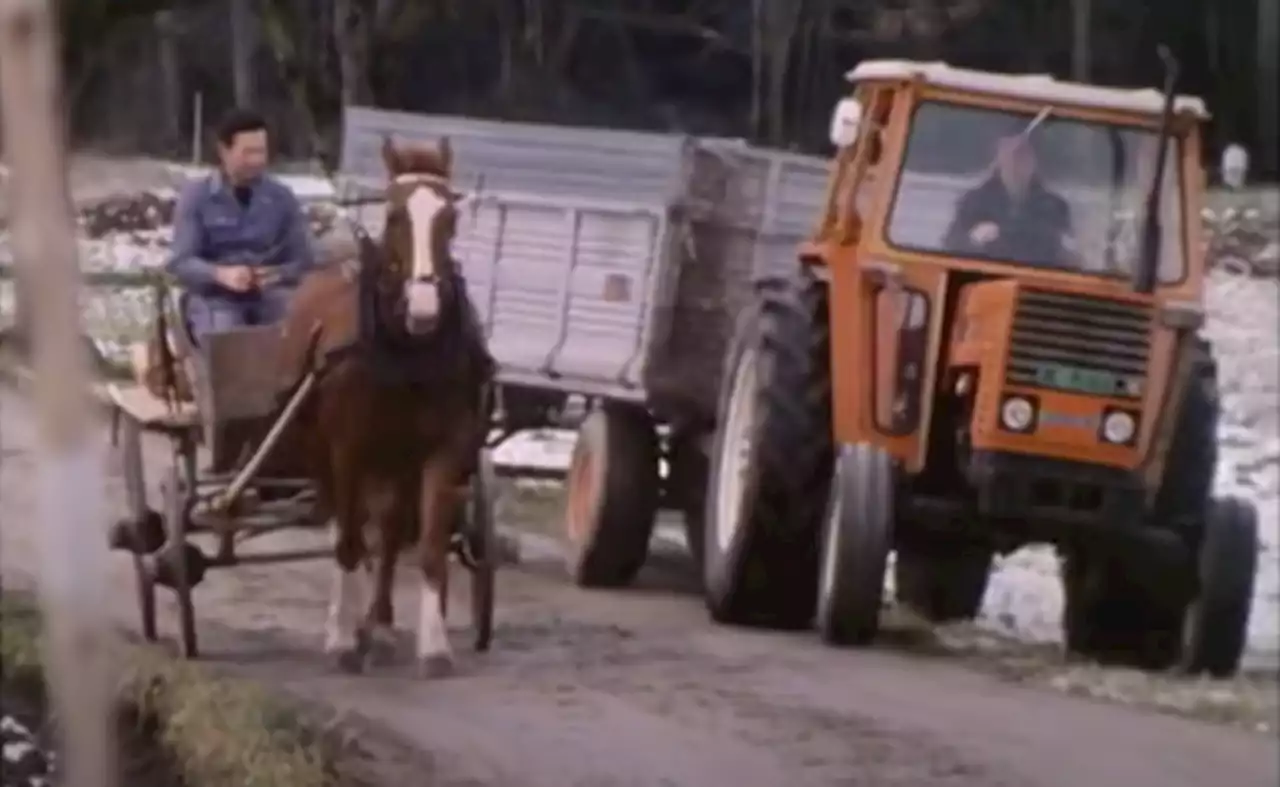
[0,388,1276,787]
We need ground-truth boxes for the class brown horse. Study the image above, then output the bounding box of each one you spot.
[271,136,494,676]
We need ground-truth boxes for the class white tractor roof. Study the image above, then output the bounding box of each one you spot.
[846,60,1209,119]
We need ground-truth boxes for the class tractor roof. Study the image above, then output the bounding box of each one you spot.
[846,60,1209,119]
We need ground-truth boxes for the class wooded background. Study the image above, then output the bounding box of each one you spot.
[59,0,1280,177]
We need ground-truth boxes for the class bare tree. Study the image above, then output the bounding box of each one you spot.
[230,0,258,107]
[1259,0,1277,174]
[0,1,114,785]
[1071,0,1091,82]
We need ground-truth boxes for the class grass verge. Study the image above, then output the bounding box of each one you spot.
[1,593,348,787]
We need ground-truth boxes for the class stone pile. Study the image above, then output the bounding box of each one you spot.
[73,190,340,241]
[1204,203,1280,278]
[0,710,54,787]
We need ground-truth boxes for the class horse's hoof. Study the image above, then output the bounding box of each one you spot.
[365,627,399,667]
[329,647,366,675]
[416,654,454,680]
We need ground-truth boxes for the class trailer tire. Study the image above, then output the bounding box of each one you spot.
[563,404,660,588]
[893,545,993,623]
[703,269,832,628]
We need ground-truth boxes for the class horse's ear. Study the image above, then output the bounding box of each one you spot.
[437,136,453,176]
[381,135,400,176]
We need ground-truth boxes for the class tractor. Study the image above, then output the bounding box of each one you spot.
[701,56,1258,677]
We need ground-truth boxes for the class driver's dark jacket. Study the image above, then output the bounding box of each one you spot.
[942,176,1073,265]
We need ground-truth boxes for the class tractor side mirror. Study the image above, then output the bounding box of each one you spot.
[828,97,863,148]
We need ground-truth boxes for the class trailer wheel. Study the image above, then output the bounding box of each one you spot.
[1180,496,1258,677]
[893,545,993,623]
[562,404,660,587]
[816,443,895,646]
[703,269,831,628]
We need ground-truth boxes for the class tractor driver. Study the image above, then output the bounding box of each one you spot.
[167,108,316,340]
[942,134,1077,268]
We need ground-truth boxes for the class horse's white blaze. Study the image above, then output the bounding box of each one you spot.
[404,183,447,319]
[415,581,452,661]
[324,566,367,652]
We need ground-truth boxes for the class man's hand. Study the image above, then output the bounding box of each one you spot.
[253,266,282,288]
[214,264,256,293]
[969,222,1000,246]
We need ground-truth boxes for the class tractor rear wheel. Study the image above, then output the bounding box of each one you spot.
[1180,495,1258,677]
[702,269,832,628]
[1061,338,1256,675]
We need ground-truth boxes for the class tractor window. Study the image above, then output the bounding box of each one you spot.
[885,101,1187,284]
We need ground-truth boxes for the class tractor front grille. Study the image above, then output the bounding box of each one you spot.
[1006,289,1153,399]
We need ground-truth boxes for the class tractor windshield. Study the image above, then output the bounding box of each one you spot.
[885,100,1186,284]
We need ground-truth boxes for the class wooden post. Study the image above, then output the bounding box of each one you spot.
[0,1,114,786]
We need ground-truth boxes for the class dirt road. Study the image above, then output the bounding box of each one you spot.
[1,387,1276,787]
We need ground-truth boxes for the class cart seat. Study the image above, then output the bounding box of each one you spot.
[104,382,201,431]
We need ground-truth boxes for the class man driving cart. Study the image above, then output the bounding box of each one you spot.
[167,108,316,339]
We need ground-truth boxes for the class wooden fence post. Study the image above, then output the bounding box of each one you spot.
[0,1,114,785]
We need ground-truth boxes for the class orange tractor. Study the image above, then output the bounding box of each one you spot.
[702,55,1257,676]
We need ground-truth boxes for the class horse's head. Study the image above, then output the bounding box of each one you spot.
[379,135,464,335]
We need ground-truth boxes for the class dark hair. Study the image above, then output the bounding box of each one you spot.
[215,108,268,147]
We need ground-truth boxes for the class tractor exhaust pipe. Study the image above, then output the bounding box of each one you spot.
[1134,45,1180,294]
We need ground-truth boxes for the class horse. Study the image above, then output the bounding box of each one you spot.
[268,136,494,676]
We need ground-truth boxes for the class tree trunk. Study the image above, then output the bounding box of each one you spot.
[229,0,257,107]
[1071,0,1091,82]
[749,0,764,138]
[1258,0,1277,176]
[155,11,183,154]
[333,0,375,107]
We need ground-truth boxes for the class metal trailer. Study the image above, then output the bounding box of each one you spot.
[102,296,498,658]
[338,106,831,587]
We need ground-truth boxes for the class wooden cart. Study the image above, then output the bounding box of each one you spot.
[105,294,497,658]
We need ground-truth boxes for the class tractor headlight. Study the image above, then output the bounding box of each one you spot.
[1100,410,1138,445]
[1000,396,1036,432]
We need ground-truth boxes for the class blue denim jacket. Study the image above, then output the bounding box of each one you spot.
[166,173,315,299]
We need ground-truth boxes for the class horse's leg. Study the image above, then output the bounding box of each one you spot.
[414,455,463,678]
[362,479,409,667]
[322,455,368,673]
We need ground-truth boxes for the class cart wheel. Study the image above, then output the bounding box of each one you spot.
[161,463,199,659]
[469,450,498,652]
[815,443,895,647]
[120,415,158,643]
